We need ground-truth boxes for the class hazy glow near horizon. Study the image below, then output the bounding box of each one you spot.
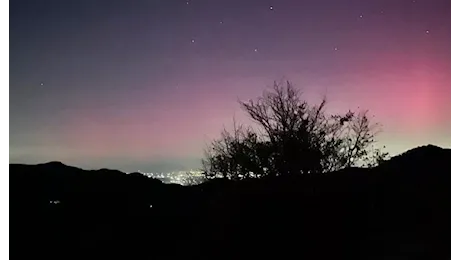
[10,0,450,173]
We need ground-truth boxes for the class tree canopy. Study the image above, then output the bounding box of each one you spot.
[202,81,388,180]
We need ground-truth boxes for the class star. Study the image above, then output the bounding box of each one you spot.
[191,39,195,43]
[219,21,223,24]
[269,6,274,11]
[359,14,363,18]
[380,11,384,14]
[254,48,258,52]
[40,82,44,86]
[334,47,338,51]
[186,1,189,5]
[425,30,430,34]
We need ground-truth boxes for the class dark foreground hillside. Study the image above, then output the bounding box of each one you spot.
[10,145,450,259]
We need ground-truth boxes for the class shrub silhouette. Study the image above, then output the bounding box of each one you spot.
[202,80,388,180]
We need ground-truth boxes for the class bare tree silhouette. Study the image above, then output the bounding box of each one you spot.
[202,80,388,180]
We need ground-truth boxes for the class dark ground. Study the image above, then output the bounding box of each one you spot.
[10,145,450,259]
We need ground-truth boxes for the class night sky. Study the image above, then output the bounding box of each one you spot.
[10,0,451,173]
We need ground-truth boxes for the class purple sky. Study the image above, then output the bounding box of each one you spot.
[10,0,450,172]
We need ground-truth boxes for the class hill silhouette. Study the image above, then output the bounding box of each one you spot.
[10,145,450,259]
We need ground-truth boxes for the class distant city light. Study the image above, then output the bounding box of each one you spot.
[136,169,205,185]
